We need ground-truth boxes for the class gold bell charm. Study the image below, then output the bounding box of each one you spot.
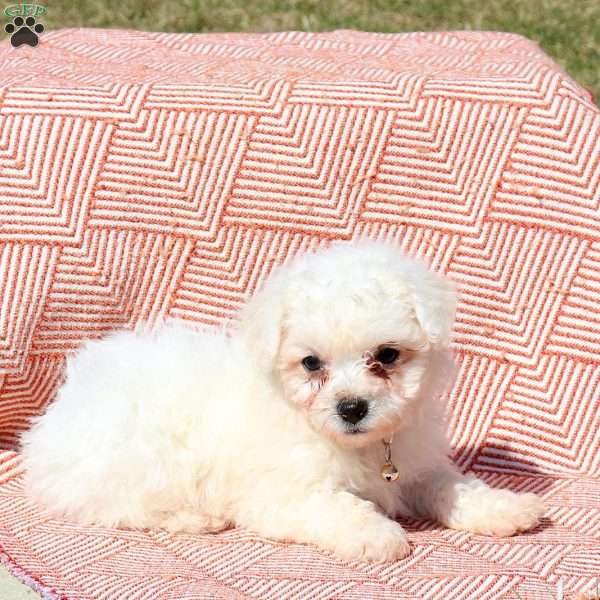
[381,463,400,482]
[380,439,399,482]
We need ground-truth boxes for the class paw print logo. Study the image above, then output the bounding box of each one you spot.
[5,15,44,47]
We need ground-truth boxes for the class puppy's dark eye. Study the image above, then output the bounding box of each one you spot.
[302,355,322,371]
[374,347,400,364]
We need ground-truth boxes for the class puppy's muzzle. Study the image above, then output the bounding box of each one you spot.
[336,398,369,424]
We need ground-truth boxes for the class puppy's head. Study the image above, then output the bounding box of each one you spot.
[240,241,456,448]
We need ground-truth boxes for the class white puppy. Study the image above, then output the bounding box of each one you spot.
[21,241,544,562]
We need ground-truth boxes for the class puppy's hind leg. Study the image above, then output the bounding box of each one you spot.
[402,463,544,537]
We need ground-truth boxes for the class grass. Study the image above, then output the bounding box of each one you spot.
[3,0,599,99]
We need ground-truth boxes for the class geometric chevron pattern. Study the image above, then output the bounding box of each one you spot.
[1,451,599,600]
[0,28,599,600]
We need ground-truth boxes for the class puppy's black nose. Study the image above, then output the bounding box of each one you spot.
[337,398,369,424]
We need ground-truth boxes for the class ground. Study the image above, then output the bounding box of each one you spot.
[0,564,40,600]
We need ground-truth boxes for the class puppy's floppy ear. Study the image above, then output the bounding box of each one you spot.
[403,260,457,348]
[239,269,288,375]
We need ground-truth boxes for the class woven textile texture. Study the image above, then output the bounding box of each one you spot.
[0,28,599,599]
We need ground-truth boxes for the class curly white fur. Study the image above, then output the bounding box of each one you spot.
[21,241,544,562]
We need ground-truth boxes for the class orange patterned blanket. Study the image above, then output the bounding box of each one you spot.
[0,28,598,599]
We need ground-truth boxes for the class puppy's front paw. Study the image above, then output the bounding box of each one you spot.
[449,487,545,537]
[330,515,410,563]
[159,511,230,534]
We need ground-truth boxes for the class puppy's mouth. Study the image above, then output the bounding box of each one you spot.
[345,425,367,435]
